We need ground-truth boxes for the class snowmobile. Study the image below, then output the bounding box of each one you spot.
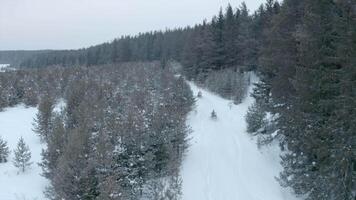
[197,91,202,98]
[211,110,217,120]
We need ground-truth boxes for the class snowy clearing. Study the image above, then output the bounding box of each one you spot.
[0,105,48,200]
[181,76,299,200]
[0,64,13,72]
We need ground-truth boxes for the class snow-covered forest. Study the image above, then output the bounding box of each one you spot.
[0,0,355,200]
[0,63,194,199]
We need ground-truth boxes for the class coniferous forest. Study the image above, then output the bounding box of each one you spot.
[1,62,194,199]
[0,0,355,199]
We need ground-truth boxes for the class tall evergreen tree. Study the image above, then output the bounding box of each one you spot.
[236,3,255,68]
[223,4,238,67]
[33,94,55,142]
[210,9,226,70]
[259,0,303,104]
[0,136,9,163]
[40,114,67,179]
[245,102,266,133]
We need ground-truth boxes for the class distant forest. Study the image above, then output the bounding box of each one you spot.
[0,0,355,199]
[0,50,50,66]
[2,2,261,80]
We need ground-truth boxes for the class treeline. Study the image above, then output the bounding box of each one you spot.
[18,2,276,77]
[18,30,189,69]
[19,2,263,101]
[247,1,356,200]
[0,50,50,66]
[0,62,194,199]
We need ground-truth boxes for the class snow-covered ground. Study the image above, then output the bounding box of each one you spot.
[181,76,299,200]
[0,64,11,72]
[0,105,48,200]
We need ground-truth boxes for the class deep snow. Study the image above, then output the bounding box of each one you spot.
[0,105,49,200]
[181,75,299,200]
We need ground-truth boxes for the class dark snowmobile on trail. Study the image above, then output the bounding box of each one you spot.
[197,91,202,98]
[211,110,217,120]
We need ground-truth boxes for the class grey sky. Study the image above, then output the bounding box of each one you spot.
[0,0,266,50]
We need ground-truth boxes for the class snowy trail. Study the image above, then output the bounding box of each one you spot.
[181,77,298,200]
[0,105,48,200]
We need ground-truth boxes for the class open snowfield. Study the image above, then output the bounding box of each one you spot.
[0,105,48,200]
[181,76,299,200]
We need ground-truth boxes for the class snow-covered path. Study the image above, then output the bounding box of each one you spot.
[181,78,298,200]
[0,105,48,200]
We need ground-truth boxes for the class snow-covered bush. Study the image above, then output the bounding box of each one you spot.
[143,176,182,200]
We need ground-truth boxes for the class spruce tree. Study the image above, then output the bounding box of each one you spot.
[40,115,66,179]
[0,136,9,163]
[223,4,238,67]
[236,2,254,68]
[13,137,32,173]
[211,9,226,70]
[33,95,54,143]
[259,0,304,104]
[245,102,266,133]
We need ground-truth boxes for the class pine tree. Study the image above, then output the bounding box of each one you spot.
[33,95,54,143]
[111,39,119,63]
[245,102,266,133]
[259,0,304,104]
[51,122,99,200]
[223,4,238,67]
[0,136,9,163]
[13,137,32,172]
[40,115,66,179]
[210,9,226,70]
[236,2,254,68]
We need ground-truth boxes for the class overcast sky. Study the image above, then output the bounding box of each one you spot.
[0,0,266,50]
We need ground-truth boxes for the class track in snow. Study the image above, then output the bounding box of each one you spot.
[181,77,299,200]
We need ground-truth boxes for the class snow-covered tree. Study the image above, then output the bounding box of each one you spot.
[33,95,54,143]
[40,114,66,179]
[13,137,32,172]
[0,136,10,163]
[245,102,266,133]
